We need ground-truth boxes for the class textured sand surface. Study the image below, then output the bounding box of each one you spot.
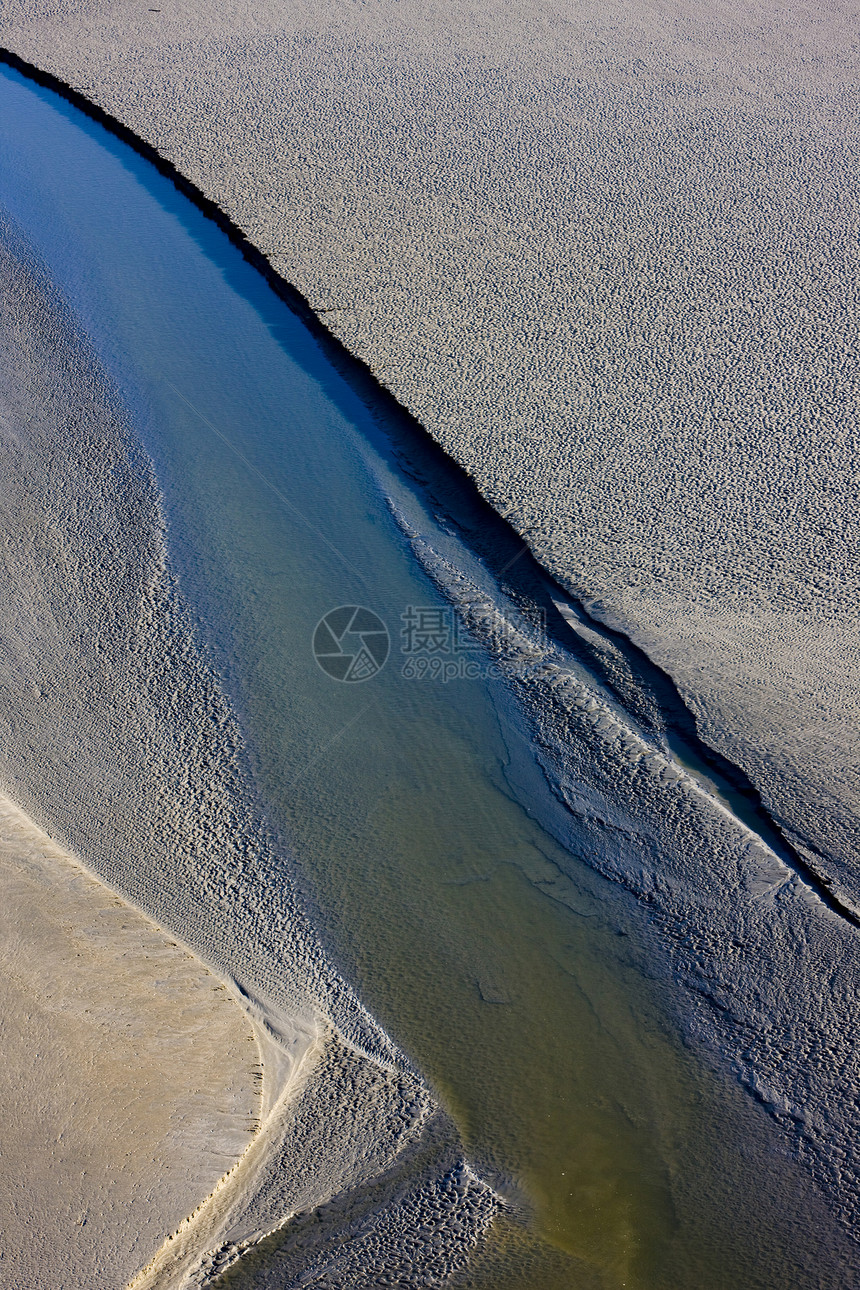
[0,0,857,903]
[0,793,259,1290]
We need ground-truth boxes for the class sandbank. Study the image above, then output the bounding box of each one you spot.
[0,791,259,1289]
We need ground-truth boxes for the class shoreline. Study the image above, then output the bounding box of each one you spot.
[1,0,855,913]
[1,42,848,935]
[0,33,853,916]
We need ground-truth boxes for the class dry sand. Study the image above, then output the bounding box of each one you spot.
[0,792,259,1290]
[0,0,857,901]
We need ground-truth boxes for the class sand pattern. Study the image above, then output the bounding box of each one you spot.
[0,6,858,1278]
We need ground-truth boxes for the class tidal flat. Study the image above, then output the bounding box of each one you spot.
[0,10,857,1283]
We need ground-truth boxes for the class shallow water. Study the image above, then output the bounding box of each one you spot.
[0,62,854,1288]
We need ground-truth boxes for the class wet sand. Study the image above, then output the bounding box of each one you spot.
[0,9,856,1275]
[0,792,259,1289]
[0,105,497,1288]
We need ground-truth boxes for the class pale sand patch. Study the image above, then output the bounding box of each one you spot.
[0,793,259,1290]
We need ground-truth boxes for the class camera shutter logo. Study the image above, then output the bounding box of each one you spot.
[313,606,390,682]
